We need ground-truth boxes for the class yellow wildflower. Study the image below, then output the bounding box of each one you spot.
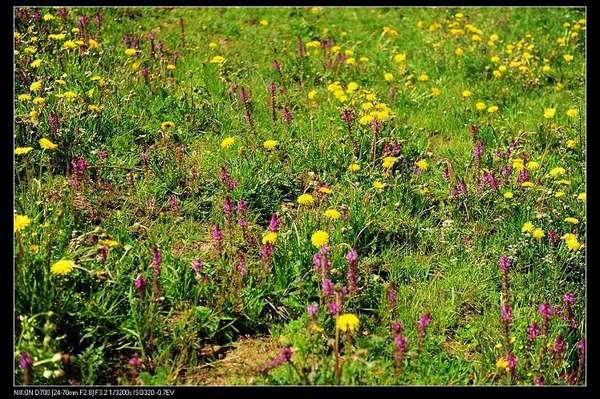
[564,217,579,225]
[336,313,360,333]
[262,231,278,245]
[566,108,578,118]
[532,228,545,240]
[30,80,43,92]
[415,159,429,171]
[161,121,175,130]
[373,181,385,190]
[39,138,57,150]
[51,259,75,275]
[475,101,486,111]
[14,214,31,232]
[125,48,137,56]
[297,193,315,206]
[522,221,534,233]
[543,108,556,119]
[210,55,225,64]
[382,156,396,169]
[15,147,33,155]
[349,163,361,173]
[503,192,513,199]
[311,230,329,248]
[324,209,341,220]
[220,136,236,149]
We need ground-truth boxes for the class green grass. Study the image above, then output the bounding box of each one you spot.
[14,6,585,386]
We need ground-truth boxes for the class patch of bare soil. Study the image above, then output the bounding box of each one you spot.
[184,335,280,385]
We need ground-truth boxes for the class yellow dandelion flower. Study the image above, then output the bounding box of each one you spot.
[336,313,360,333]
[418,74,429,82]
[526,161,540,171]
[462,90,473,98]
[521,182,535,188]
[393,53,406,64]
[324,209,341,220]
[125,48,137,56]
[522,221,534,233]
[555,191,565,198]
[384,72,394,82]
[566,139,578,149]
[311,230,329,248]
[503,191,513,199]
[577,192,586,202]
[349,163,361,173]
[30,59,42,68]
[98,239,119,248]
[14,214,31,233]
[415,159,429,171]
[30,80,43,92]
[208,42,218,49]
[259,19,269,26]
[532,228,545,240]
[455,47,464,56]
[88,38,99,49]
[549,167,566,178]
[308,90,317,100]
[51,259,75,275]
[563,54,574,62]
[262,231,278,245]
[543,108,556,119]
[496,357,509,370]
[33,97,45,105]
[39,138,57,150]
[166,64,176,70]
[63,40,77,50]
[372,180,385,190]
[475,101,486,111]
[318,186,332,194]
[18,93,32,102]
[487,105,499,113]
[566,108,578,118]
[564,217,579,225]
[210,55,225,64]
[297,193,315,206]
[431,87,441,96]
[15,147,33,155]
[263,140,278,150]
[221,136,236,149]
[512,159,525,171]
[382,156,397,169]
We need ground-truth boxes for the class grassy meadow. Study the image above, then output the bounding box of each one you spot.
[13,6,586,385]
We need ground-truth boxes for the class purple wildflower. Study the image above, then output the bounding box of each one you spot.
[538,303,554,320]
[219,167,239,191]
[534,375,544,385]
[282,107,293,125]
[312,246,332,275]
[322,278,334,297]
[501,304,513,324]
[261,347,293,373]
[48,112,59,133]
[327,301,340,315]
[18,352,33,369]
[517,168,529,184]
[169,195,179,216]
[268,213,281,232]
[473,140,484,164]
[391,321,404,336]
[211,224,223,252]
[564,292,576,307]
[223,196,234,223]
[527,323,541,340]
[418,313,432,331]
[346,248,359,293]
[553,335,566,355]
[548,230,559,247]
[307,302,318,319]
[237,255,247,277]
[128,355,142,367]
[191,259,202,278]
[388,284,397,308]
[498,256,511,272]
[506,352,518,370]
[134,274,147,292]
[261,243,274,263]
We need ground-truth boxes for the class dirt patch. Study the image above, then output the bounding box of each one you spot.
[184,335,280,385]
